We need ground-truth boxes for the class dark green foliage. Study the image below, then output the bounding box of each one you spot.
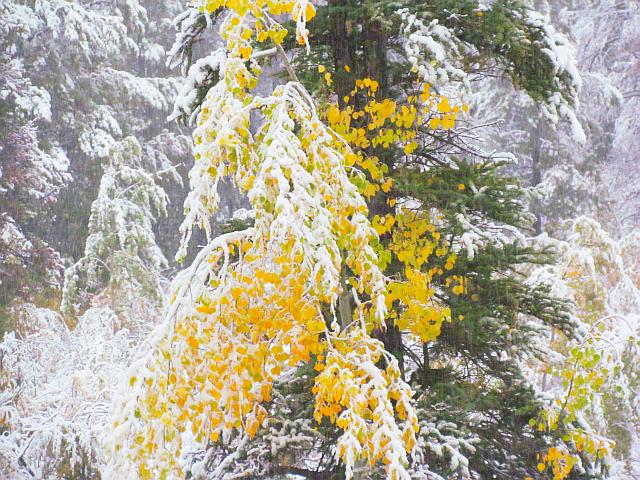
[417,381,549,479]
[412,0,578,104]
[304,0,577,108]
[169,8,223,126]
[394,157,590,479]
[396,159,533,229]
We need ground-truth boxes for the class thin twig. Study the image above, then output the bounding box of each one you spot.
[274,42,299,83]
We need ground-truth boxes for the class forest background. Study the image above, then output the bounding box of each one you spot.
[0,1,639,479]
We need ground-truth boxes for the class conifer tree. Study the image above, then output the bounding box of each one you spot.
[0,58,71,318]
[61,138,168,321]
[301,2,601,477]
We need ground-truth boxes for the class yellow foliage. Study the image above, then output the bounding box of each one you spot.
[109,7,471,480]
[321,78,465,339]
[312,330,418,479]
[323,76,466,208]
[531,337,615,478]
[538,446,578,480]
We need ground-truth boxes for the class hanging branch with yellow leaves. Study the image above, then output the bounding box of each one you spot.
[104,2,437,479]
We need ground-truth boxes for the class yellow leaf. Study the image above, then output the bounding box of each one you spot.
[239,46,252,59]
[197,304,216,314]
[381,178,393,193]
[305,2,316,21]
[326,106,341,125]
[438,99,451,113]
[404,142,418,155]
[186,336,199,350]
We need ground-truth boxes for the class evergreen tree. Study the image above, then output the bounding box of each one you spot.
[0,58,71,318]
[300,1,599,476]
[0,139,169,478]
[61,137,168,322]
